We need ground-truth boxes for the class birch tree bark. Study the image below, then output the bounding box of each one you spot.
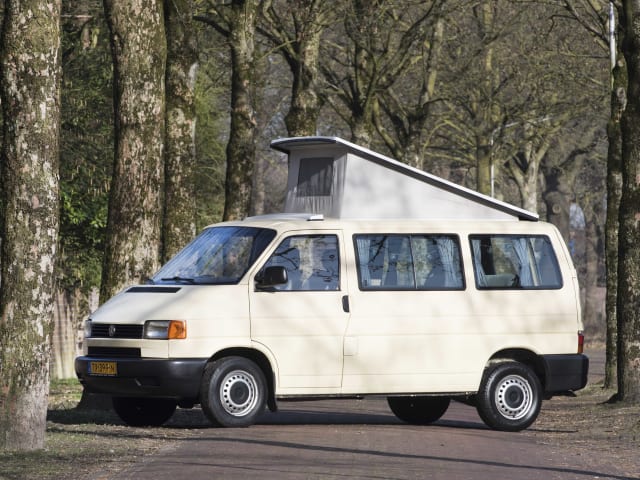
[100,0,166,300]
[0,0,62,450]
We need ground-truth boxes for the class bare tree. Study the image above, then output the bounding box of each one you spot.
[100,0,167,300]
[372,15,445,168]
[0,0,61,450]
[559,0,623,389]
[259,0,334,136]
[322,0,441,147]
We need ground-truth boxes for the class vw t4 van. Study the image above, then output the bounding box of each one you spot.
[75,137,588,431]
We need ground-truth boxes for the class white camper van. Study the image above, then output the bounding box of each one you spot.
[75,137,588,432]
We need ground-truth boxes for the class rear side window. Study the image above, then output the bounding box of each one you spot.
[354,234,464,290]
[470,235,563,289]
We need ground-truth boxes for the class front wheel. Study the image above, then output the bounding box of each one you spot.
[200,356,267,427]
[112,397,177,427]
[387,396,451,425]
[475,362,542,431]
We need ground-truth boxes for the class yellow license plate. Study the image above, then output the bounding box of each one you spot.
[89,361,117,376]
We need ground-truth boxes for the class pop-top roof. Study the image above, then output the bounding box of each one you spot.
[271,136,538,222]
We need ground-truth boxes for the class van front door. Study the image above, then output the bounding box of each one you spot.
[249,232,349,392]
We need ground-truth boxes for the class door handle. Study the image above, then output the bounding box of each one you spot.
[341,295,350,313]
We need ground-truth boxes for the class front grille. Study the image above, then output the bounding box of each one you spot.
[87,346,141,357]
[90,323,143,339]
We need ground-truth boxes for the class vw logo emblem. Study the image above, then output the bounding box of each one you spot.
[108,325,116,337]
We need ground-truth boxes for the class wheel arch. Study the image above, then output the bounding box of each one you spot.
[210,347,277,412]
[486,348,546,388]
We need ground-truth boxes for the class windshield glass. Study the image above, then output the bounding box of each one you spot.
[152,226,276,285]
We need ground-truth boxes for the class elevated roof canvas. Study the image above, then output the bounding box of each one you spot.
[271,136,538,222]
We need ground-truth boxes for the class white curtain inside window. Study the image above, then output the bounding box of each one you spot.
[511,238,534,287]
[471,239,487,287]
[356,237,372,287]
[435,237,463,288]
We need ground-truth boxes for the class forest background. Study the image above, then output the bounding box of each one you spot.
[46,0,610,378]
[9,0,611,373]
[2,0,634,451]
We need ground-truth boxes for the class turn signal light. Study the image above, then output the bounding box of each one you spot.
[168,320,187,339]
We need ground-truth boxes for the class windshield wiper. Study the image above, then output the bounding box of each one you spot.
[161,276,196,284]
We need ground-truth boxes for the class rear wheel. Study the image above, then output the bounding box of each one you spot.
[112,397,177,427]
[475,362,542,431]
[200,356,267,427]
[387,396,451,424]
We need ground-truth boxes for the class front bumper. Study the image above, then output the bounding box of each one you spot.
[541,353,589,393]
[75,356,207,400]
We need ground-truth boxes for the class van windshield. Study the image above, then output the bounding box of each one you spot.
[152,226,276,285]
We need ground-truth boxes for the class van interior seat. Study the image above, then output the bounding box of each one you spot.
[484,273,518,287]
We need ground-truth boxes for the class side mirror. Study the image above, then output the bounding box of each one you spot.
[255,266,288,289]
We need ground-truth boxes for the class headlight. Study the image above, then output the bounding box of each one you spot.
[84,318,92,338]
[143,320,187,340]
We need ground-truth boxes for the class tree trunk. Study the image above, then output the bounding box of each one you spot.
[100,0,167,301]
[163,0,198,261]
[283,1,324,137]
[222,0,260,221]
[582,203,602,335]
[604,21,626,390]
[0,0,62,450]
[543,169,571,242]
[617,0,640,403]
[476,141,492,195]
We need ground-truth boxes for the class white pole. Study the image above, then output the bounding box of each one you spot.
[610,2,616,72]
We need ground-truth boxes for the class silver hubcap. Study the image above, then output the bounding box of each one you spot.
[494,374,533,420]
[219,369,259,417]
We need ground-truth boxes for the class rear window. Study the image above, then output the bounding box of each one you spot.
[354,234,464,290]
[469,235,563,289]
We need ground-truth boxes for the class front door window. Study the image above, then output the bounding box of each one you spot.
[260,234,340,291]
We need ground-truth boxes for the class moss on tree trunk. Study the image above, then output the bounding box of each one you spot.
[0,0,62,451]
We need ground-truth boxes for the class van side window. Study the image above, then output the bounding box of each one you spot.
[354,234,464,290]
[261,234,340,291]
[470,235,563,289]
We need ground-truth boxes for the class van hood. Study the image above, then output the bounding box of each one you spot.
[90,284,248,324]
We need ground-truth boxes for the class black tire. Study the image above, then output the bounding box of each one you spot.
[387,396,451,425]
[200,356,267,428]
[475,362,542,432]
[112,397,177,427]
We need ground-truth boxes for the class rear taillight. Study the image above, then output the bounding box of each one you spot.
[578,331,584,354]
